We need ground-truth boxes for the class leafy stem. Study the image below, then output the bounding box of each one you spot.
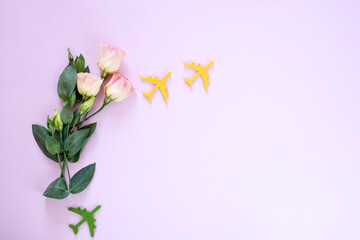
[64,153,71,191]
[56,153,63,177]
[59,131,70,190]
[78,112,89,129]
[85,101,109,121]
[67,124,70,138]
[71,115,80,133]
[34,51,100,199]
[78,100,109,128]
[51,131,63,178]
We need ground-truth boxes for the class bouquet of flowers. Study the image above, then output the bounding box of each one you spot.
[32,44,135,199]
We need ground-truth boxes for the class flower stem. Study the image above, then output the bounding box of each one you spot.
[57,153,68,189]
[71,115,80,133]
[56,153,63,177]
[59,131,69,190]
[53,131,64,178]
[64,154,71,190]
[83,101,109,123]
[101,71,108,79]
[77,112,89,129]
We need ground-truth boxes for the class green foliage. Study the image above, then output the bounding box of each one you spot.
[72,109,80,125]
[52,109,63,132]
[32,124,59,162]
[68,48,74,62]
[79,96,95,115]
[75,54,85,73]
[33,49,111,200]
[60,94,70,106]
[62,124,69,140]
[57,64,77,99]
[75,90,83,103]
[47,117,54,133]
[43,177,69,199]
[67,153,80,163]
[64,129,90,155]
[70,163,96,194]
[70,91,76,106]
[83,65,90,73]
[61,103,74,124]
[81,122,97,137]
[45,136,61,155]
[67,122,97,163]
[53,131,64,151]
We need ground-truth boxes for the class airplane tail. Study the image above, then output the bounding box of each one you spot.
[143,92,152,102]
[69,224,79,235]
[184,78,193,87]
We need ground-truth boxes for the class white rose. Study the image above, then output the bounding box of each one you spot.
[76,73,103,98]
[97,44,126,77]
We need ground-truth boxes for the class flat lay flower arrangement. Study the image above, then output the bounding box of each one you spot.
[30,42,214,237]
[32,44,135,199]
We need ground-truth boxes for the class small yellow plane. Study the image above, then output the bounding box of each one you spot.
[184,61,214,91]
[141,72,171,103]
[68,205,101,237]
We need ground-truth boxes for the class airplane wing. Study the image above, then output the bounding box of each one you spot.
[68,207,88,216]
[141,76,158,84]
[185,61,214,71]
[205,61,214,68]
[184,62,196,69]
[158,73,171,95]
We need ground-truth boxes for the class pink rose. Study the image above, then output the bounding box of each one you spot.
[97,44,126,77]
[77,73,104,97]
[104,72,135,103]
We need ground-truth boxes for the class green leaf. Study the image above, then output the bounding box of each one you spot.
[53,131,64,151]
[45,136,61,155]
[68,48,74,62]
[64,129,90,155]
[81,122,97,138]
[62,124,69,140]
[60,103,73,124]
[70,163,96,194]
[70,91,76,106]
[47,116,54,133]
[60,94,70,106]
[83,65,90,73]
[72,109,80,125]
[57,64,77,98]
[75,89,83,103]
[75,54,85,73]
[32,124,59,162]
[67,153,80,163]
[67,123,97,163]
[43,177,69,199]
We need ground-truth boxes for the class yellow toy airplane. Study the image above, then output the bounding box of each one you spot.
[141,72,171,103]
[184,61,214,91]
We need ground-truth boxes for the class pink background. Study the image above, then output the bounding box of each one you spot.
[1,0,360,239]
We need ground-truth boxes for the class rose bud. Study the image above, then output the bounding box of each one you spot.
[104,72,135,103]
[47,116,55,133]
[79,96,96,115]
[52,109,63,132]
[97,44,125,78]
[77,73,104,98]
